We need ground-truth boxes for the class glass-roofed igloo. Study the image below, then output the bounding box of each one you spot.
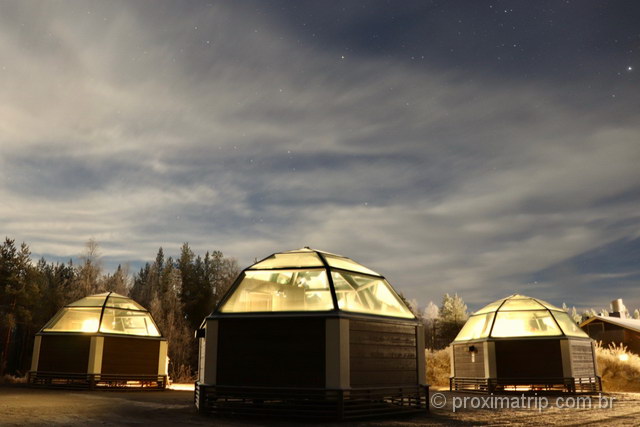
[196,248,428,419]
[218,247,414,317]
[29,292,168,389]
[450,294,601,393]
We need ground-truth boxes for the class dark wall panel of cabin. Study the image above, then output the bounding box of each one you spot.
[584,322,605,341]
[217,317,325,387]
[495,339,562,378]
[37,335,91,373]
[350,320,417,387]
[101,337,160,375]
[585,320,640,355]
[624,329,640,355]
[453,343,485,378]
[570,340,595,377]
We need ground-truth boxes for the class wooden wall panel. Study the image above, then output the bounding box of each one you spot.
[495,339,563,378]
[349,320,417,387]
[217,317,325,387]
[101,337,160,375]
[37,335,91,373]
[453,343,485,378]
[570,340,596,377]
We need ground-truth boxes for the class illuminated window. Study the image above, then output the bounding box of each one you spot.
[332,271,414,319]
[552,311,588,337]
[455,313,495,340]
[43,307,102,333]
[250,250,324,269]
[455,294,590,341]
[220,269,334,313]
[491,310,562,337]
[41,292,161,337]
[218,248,415,319]
[499,298,545,311]
[474,299,505,315]
[324,255,380,276]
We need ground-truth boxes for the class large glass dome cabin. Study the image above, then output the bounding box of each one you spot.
[195,248,428,419]
[28,292,168,389]
[450,294,601,393]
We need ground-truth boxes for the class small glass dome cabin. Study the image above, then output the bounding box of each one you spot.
[28,292,168,389]
[195,248,428,419]
[450,294,601,393]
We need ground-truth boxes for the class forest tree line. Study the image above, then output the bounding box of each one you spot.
[0,237,238,379]
[3,235,637,377]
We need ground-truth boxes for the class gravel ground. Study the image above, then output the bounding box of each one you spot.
[1,385,638,426]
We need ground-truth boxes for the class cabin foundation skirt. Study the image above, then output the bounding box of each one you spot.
[450,376,602,393]
[195,383,429,419]
[27,371,167,390]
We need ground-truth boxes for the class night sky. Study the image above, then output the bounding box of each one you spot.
[1,1,639,312]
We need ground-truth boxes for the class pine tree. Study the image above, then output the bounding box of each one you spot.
[103,264,130,295]
[440,293,468,324]
[71,239,104,299]
[422,301,440,321]
[422,301,440,349]
[570,306,581,323]
[0,239,39,374]
[437,293,468,347]
[147,259,191,380]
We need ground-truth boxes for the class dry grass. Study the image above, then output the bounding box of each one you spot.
[0,374,26,384]
[170,363,196,384]
[424,343,640,393]
[426,347,451,388]
[596,343,640,392]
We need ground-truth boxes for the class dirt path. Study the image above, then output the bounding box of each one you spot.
[1,386,638,426]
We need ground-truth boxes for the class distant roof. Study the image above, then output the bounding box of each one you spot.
[580,315,640,334]
[454,294,589,341]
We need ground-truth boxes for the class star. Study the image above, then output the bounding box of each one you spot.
[628,66,633,71]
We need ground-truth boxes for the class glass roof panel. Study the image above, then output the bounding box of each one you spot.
[67,295,107,307]
[552,311,589,337]
[454,313,495,341]
[474,299,506,314]
[41,292,162,336]
[324,255,380,276]
[532,298,563,311]
[42,307,102,333]
[250,252,324,269]
[100,308,161,336]
[105,296,145,311]
[491,310,562,337]
[499,298,545,310]
[220,269,334,313]
[331,271,414,319]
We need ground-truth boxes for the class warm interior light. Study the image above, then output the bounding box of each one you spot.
[619,353,629,362]
[81,318,99,332]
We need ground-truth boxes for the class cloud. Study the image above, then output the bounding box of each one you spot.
[0,2,638,312]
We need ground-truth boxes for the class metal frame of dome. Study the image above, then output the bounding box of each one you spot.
[28,292,168,390]
[195,248,428,419]
[453,294,590,342]
[450,294,601,394]
[213,247,415,319]
[39,292,162,336]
